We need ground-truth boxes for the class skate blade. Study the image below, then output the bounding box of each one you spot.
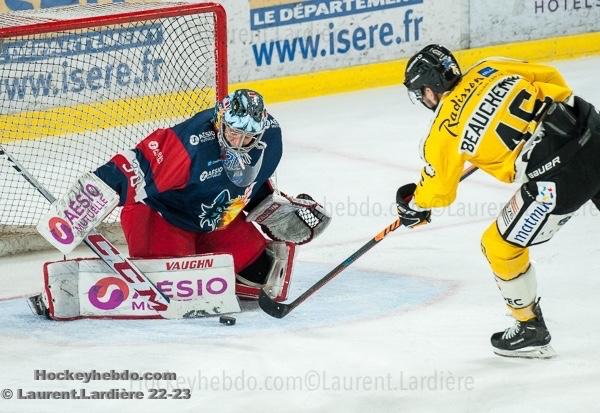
[494,344,556,359]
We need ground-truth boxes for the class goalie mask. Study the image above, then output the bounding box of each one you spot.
[214,89,268,187]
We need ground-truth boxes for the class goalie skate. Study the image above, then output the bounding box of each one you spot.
[27,294,49,318]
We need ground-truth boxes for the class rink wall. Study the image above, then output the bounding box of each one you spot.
[223,0,600,102]
[0,1,599,255]
[232,31,600,103]
[1,1,600,103]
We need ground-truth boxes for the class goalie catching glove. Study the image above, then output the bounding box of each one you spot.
[396,183,431,228]
[246,192,331,245]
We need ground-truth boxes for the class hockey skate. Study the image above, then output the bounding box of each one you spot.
[27,294,50,319]
[491,300,556,359]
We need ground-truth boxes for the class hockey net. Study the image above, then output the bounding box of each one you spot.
[0,2,227,255]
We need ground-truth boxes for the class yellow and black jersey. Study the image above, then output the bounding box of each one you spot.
[413,59,572,209]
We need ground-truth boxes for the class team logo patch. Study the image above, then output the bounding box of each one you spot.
[198,190,231,230]
[200,167,223,182]
[224,150,252,171]
[190,132,215,145]
[423,162,436,178]
[535,181,556,204]
[147,140,163,164]
[478,66,497,77]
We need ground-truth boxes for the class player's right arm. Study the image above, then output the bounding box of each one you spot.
[395,120,466,228]
[412,128,466,209]
[94,127,192,206]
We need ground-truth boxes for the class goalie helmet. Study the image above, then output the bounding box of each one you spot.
[214,89,268,187]
[403,44,461,108]
[214,89,268,153]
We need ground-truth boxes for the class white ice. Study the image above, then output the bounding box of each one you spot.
[1,56,600,413]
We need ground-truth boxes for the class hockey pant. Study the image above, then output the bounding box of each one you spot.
[120,203,295,300]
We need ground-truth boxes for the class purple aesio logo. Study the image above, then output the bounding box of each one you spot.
[48,216,75,245]
[88,277,130,310]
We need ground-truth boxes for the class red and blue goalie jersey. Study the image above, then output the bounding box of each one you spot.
[94,108,282,232]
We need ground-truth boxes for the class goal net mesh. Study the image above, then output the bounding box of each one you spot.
[0,2,227,255]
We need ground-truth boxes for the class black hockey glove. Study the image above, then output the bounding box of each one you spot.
[396,183,431,228]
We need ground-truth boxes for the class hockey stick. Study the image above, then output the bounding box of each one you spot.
[258,165,479,319]
[0,144,229,319]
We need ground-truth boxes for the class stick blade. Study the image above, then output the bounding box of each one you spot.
[258,289,291,319]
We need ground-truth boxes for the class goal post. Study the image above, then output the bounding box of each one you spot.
[0,2,228,256]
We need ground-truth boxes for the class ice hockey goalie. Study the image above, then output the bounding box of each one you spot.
[32,89,331,320]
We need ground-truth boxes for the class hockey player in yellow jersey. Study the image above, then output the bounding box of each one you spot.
[397,44,600,358]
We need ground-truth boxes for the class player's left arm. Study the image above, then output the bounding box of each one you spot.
[491,60,572,102]
[245,120,331,245]
[396,132,465,228]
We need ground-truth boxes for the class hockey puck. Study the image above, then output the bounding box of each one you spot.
[219,315,236,326]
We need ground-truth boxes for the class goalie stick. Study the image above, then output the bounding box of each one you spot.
[0,144,229,319]
[258,166,479,319]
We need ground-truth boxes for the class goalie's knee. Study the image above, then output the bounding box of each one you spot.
[195,214,267,273]
[236,241,296,302]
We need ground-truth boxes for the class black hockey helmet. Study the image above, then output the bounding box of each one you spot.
[404,44,461,106]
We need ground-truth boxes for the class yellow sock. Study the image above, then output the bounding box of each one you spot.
[510,304,536,321]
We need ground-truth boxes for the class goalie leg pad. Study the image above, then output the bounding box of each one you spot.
[236,241,296,302]
[42,254,240,320]
[43,260,83,320]
[263,241,295,301]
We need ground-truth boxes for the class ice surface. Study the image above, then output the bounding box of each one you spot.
[1,56,600,413]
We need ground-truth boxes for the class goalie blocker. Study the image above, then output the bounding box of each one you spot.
[36,172,119,254]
